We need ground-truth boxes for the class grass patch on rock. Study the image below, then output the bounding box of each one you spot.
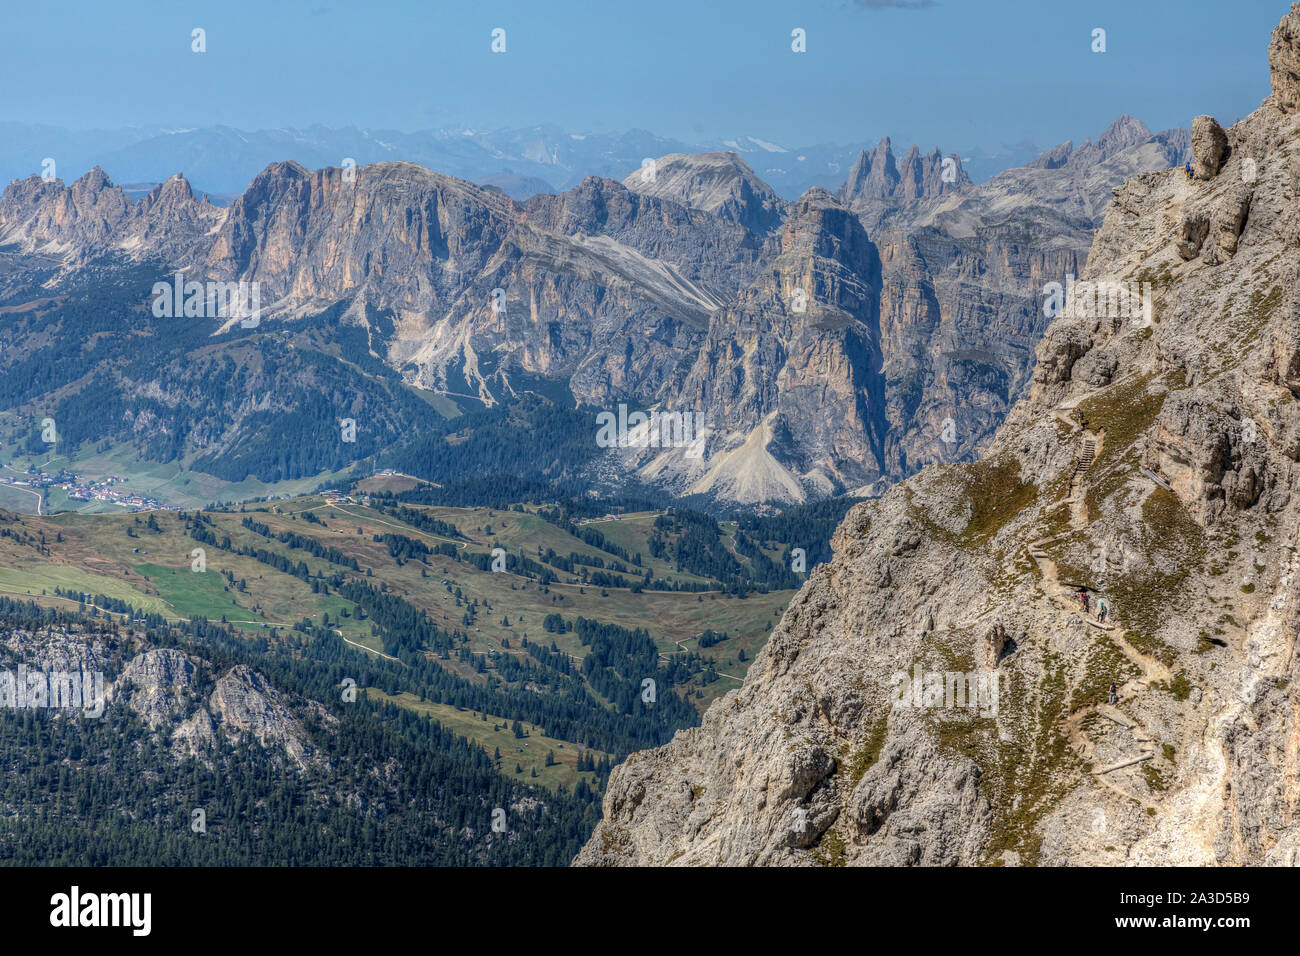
[844,713,890,789]
[1105,488,1206,662]
[813,826,848,867]
[960,458,1038,548]
[1078,375,1164,466]
[1070,635,1142,711]
[974,655,1075,866]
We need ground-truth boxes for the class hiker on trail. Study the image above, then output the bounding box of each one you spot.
[1079,588,1089,613]
[1107,682,1117,705]
[1098,598,1108,624]
[1184,161,1194,179]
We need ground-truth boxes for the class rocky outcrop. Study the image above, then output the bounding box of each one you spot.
[0,167,129,252]
[1176,209,1210,260]
[1192,115,1229,179]
[1269,2,1300,115]
[1142,392,1276,523]
[0,167,220,263]
[1203,185,1254,264]
[210,664,325,771]
[0,624,109,675]
[116,647,326,766]
[0,618,324,769]
[120,647,199,728]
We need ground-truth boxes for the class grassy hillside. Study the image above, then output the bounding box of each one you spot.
[0,493,804,782]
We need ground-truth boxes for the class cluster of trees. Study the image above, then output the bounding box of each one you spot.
[52,587,136,616]
[539,548,629,575]
[539,517,639,567]
[189,517,337,591]
[574,617,698,737]
[520,637,573,676]
[384,395,600,488]
[647,507,814,594]
[0,597,598,865]
[374,506,464,541]
[375,532,431,566]
[737,495,866,571]
[242,517,360,570]
[697,630,729,649]
[466,550,557,584]
[650,509,750,591]
[542,613,572,633]
[336,580,457,657]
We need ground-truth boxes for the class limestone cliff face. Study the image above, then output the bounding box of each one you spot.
[206,161,518,313]
[661,189,887,501]
[576,4,1300,866]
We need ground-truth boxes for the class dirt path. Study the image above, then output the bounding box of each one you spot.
[657,636,744,683]
[1027,410,1163,802]
[226,617,403,662]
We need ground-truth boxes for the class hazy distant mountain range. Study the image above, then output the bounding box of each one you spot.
[0,121,1066,205]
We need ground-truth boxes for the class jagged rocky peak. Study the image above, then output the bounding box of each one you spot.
[0,165,131,251]
[1028,140,1074,170]
[1081,114,1152,161]
[0,172,64,214]
[133,173,221,237]
[1030,115,1158,171]
[71,164,114,196]
[140,171,196,205]
[621,151,786,232]
[577,7,1300,867]
[838,136,968,204]
[840,136,897,202]
[0,164,219,263]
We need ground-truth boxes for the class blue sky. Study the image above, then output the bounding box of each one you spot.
[1,0,1286,150]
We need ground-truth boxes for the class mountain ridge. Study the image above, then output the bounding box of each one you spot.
[0,115,1192,508]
